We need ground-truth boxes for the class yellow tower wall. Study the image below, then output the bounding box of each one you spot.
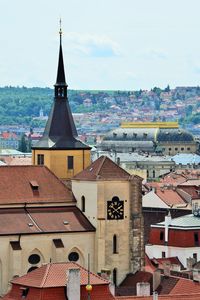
[32,149,91,180]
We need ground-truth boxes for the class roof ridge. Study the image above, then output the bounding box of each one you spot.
[40,264,51,287]
[71,262,109,284]
[95,156,107,177]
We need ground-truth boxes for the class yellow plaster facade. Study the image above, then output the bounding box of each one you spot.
[72,178,143,285]
[32,149,91,180]
[0,231,95,295]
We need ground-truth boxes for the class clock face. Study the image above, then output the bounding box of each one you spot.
[107,197,124,220]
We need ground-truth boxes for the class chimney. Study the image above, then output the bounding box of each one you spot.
[136,282,150,296]
[164,211,172,246]
[153,269,161,291]
[153,291,158,300]
[67,268,80,300]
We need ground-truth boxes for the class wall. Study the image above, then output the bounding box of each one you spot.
[32,149,91,179]
[146,244,200,268]
[0,231,95,296]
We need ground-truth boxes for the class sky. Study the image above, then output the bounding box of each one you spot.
[1,0,200,90]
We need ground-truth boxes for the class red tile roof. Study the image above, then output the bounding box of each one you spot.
[156,189,186,206]
[0,165,74,205]
[73,156,133,181]
[153,257,184,270]
[115,295,200,300]
[170,278,200,295]
[12,262,109,288]
[0,207,95,235]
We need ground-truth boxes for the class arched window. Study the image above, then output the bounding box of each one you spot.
[113,268,117,286]
[153,170,155,178]
[81,196,85,212]
[113,235,117,254]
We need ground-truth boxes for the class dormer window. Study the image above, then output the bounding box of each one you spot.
[123,133,127,138]
[29,181,39,191]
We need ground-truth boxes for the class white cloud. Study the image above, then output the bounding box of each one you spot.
[141,49,167,60]
[64,32,121,57]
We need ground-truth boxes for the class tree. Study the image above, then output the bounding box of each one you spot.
[18,134,27,152]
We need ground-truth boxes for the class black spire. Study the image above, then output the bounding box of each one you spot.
[32,21,91,151]
[54,19,67,99]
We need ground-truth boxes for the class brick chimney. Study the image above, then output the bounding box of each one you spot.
[67,268,80,300]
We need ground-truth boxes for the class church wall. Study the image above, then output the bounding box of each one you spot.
[0,231,95,296]
[72,181,98,227]
[96,180,131,285]
[33,149,91,179]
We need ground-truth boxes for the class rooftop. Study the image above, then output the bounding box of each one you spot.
[0,207,95,235]
[73,155,136,181]
[12,262,108,288]
[153,214,200,229]
[0,165,74,205]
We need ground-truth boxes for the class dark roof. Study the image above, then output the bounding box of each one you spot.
[116,271,153,296]
[0,206,95,235]
[0,165,74,205]
[157,128,194,142]
[32,33,90,151]
[73,156,132,181]
[55,37,66,86]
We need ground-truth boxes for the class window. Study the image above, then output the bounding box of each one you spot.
[28,254,40,264]
[21,287,29,298]
[37,154,44,165]
[81,196,85,212]
[187,147,190,151]
[113,235,117,254]
[168,148,171,151]
[162,251,166,258]
[193,253,197,262]
[68,252,79,262]
[67,156,74,170]
[175,147,178,151]
[113,268,117,286]
[160,231,164,241]
[153,170,155,178]
[181,147,184,151]
[194,233,199,246]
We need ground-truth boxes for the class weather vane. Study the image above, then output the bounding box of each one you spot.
[59,18,62,36]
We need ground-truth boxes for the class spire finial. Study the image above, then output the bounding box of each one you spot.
[59,18,62,44]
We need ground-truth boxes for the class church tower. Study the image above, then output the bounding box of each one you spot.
[32,22,91,180]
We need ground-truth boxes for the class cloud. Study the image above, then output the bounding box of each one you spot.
[64,32,121,57]
[141,49,167,60]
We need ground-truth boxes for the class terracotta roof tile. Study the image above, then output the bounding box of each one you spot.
[73,156,133,181]
[156,189,186,206]
[115,295,200,300]
[170,278,200,295]
[0,166,74,204]
[0,207,95,235]
[12,262,109,288]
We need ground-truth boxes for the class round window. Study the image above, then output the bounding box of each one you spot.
[28,254,40,264]
[68,252,79,262]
